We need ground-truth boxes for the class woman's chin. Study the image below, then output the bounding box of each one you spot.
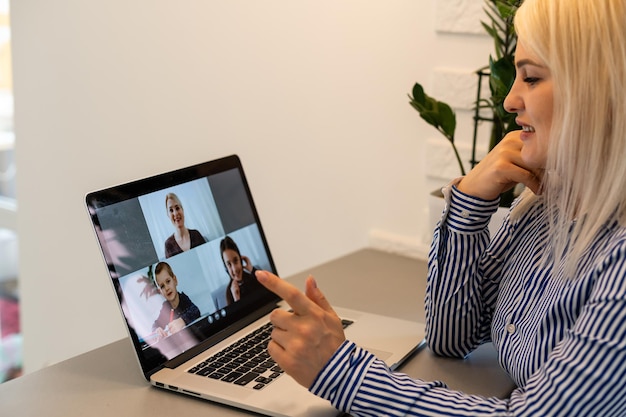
[521,150,547,170]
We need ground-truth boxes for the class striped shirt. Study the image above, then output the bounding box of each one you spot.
[310,185,626,416]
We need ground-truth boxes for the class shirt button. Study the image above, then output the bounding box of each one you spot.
[506,323,516,334]
[461,210,470,218]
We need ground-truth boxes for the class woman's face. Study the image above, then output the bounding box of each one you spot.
[222,249,243,282]
[167,198,185,229]
[504,41,554,169]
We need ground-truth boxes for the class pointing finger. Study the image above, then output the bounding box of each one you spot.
[256,270,314,315]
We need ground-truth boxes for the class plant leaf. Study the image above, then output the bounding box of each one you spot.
[489,56,515,97]
[408,82,456,142]
[411,83,426,105]
[437,101,456,140]
[419,110,439,127]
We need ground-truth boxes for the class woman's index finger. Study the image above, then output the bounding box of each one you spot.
[255,270,313,314]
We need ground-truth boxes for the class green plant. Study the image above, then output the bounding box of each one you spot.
[409,0,522,191]
[479,0,521,151]
[409,83,464,175]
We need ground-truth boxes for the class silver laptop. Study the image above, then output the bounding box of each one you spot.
[85,154,425,417]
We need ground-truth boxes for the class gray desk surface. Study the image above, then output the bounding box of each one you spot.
[1,249,515,416]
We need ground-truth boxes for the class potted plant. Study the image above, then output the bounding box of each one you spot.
[410,0,522,234]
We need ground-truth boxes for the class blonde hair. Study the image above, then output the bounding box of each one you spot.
[165,192,182,212]
[512,0,626,277]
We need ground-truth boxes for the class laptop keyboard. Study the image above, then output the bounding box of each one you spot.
[188,319,353,390]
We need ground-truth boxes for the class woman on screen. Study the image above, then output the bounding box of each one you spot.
[221,236,263,305]
[164,192,206,258]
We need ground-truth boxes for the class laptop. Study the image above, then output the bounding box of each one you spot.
[85,154,425,417]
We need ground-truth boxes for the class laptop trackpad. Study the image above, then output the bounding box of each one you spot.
[362,347,392,361]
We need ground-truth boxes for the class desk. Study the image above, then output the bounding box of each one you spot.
[0,249,516,416]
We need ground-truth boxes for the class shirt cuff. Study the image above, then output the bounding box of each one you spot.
[442,183,501,233]
[309,340,376,412]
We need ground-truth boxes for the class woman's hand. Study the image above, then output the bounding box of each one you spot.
[458,130,543,199]
[256,270,346,388]
[241,255,253,273]
[230,280,241,302]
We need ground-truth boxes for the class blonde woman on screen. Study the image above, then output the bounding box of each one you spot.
[164,192,206,258]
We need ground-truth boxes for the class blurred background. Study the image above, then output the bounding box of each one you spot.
[0,0,19,384]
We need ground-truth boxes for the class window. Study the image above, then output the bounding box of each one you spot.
[0,0,20,383]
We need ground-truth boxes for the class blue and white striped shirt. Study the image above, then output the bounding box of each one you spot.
[310,185,626,416]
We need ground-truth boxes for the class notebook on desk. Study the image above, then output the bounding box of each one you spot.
[85,154,425,417]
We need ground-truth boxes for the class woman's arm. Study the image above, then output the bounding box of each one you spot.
[426,184,504,357]
[312,244,626,416]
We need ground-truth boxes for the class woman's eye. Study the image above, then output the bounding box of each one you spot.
[524,77,540,85]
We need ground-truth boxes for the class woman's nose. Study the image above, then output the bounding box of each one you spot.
[503,82,522,114]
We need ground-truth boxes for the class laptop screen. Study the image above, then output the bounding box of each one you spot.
[85,155,279,376]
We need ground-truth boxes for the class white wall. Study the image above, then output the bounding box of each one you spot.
[11,0,491,373]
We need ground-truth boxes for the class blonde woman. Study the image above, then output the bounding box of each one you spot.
[255,0,626,415]
[164,193,206,258]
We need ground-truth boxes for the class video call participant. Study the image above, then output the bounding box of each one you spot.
[164,192,206,258]
[152,261,200,340]
[221,236,263,305]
